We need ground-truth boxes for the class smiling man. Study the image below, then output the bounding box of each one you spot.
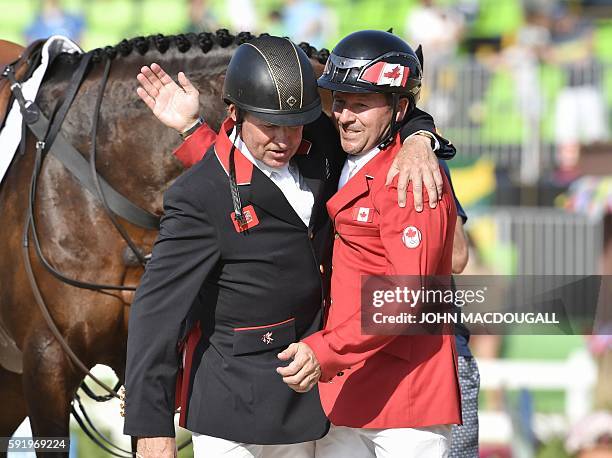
[276,31,462,458]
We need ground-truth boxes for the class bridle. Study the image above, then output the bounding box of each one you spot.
[3,53,190,455]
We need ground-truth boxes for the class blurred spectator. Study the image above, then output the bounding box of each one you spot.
[588,333,612,411]
[566,411,612,458]
[266,10,285,38]
[25,0,85,44]
[545,7,608,178]
[404,0,466,127]
[404,0,465,69]
[517,1,553,52]
[187,0,218,33]
[455,0,480,27]
[281,0,336,49]
[493,3,552,159]
[225,0,257,33]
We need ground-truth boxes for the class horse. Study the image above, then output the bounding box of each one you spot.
[0,30,329,457]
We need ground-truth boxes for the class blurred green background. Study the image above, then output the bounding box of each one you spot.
[0,0,610,56]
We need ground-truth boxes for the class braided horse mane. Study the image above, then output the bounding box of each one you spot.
[57,28,330,65]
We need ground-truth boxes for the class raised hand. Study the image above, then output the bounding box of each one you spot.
[136,63,200,133]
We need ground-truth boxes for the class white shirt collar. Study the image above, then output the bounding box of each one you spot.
[346,146,381,173]
[227,129,313,227]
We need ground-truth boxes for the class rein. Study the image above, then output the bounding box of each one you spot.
[3,53,191,454]
[3,54,158,292]
[90,58,149,266]
[15,53,126,399]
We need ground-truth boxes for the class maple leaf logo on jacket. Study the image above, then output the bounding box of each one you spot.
[402,226,422,248]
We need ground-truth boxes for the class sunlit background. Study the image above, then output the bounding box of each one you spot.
[2,0,612,457]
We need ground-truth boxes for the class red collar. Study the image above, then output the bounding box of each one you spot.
[214,118,254,185]
[214,117,313,186]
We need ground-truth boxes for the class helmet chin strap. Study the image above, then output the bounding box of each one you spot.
[376,94,414,150]
[229,109,247,226]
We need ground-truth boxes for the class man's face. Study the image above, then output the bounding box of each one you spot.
[332,92,407,156]
[332,92,393,156]
[231,106,303,168]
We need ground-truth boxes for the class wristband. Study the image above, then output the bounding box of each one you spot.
[409,130,440,151]
[180,116,204,140]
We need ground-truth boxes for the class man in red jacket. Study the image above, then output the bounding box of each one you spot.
[276,30,461,457]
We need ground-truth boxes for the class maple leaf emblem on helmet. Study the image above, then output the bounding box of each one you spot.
[384,65,401,81]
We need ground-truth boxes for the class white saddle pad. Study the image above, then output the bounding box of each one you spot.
[0,35,82,186]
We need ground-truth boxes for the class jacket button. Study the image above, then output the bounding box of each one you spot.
[334,233,339,239]
[309,231,314,240]
[319,264,325,274]
[337,371,344,376]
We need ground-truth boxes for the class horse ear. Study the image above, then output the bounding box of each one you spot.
[415,44,424,71]
[386,28,394,34]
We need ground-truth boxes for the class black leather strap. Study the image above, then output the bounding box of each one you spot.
[89,58,148,264]
[42,53,92,157]
[28,108,160,230]
[4,63,160,230]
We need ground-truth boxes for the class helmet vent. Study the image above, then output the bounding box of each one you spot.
[248,36,304,111]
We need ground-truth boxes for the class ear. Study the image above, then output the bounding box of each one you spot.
[228,104,237,122]
[395,97,410,123]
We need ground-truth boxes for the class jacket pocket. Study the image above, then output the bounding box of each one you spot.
[232,318,296,356]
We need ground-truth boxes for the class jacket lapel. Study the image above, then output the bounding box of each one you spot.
[214,117,254,185]
[326,146,395,220]
[326,173,371,221]
[246,167,306,229]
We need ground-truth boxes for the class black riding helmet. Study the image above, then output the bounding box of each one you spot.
[224,35,322,226]
[223,35,322,126]
[318,30,423,148]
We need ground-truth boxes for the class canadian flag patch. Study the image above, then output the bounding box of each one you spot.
[360,62,410,88]
[231,205,260,232]
[402,226,422,248]
[352,207,374,223]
